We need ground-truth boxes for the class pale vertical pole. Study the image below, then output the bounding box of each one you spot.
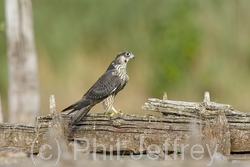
[0,95,3,123]
[5,0,39,124]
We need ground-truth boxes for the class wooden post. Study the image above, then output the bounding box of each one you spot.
[5,0,39,124]
[0,95,3,123]
[50,95,56,114]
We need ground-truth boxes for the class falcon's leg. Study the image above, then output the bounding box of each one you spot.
[103,95,122,116]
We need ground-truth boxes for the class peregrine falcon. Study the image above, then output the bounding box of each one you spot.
[62,51,135,126]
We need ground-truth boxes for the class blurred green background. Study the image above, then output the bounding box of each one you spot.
[0,0,250,120]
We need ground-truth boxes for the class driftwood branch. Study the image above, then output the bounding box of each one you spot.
[0,92,250,160]
[142,92,250,154]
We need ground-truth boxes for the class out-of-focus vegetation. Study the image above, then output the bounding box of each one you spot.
[0,0,250,119]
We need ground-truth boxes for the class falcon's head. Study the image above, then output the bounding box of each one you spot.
[115,51,135,64]
[107,51,134,71]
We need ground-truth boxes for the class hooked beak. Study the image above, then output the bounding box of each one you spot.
[129,53,135,59]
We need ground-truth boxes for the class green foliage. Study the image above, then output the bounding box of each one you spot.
[146,1,199,95]
[32,0,199,96]
[1,0,250,114]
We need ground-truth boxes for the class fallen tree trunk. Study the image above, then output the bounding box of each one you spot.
[0,92,250,160]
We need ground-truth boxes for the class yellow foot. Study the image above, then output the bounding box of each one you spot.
[104,110,123,117]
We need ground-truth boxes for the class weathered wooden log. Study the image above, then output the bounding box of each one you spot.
[142,94,250,153]
[0,114,192,154]
[0,92,250,161]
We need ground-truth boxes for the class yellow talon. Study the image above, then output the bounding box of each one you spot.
[105,108,122,117]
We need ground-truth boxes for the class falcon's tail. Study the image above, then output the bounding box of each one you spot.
[62,100,92,126]
[61,100,81,115]
[69,106,91,126]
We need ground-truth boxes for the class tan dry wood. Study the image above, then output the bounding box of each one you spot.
[0,93,250,160]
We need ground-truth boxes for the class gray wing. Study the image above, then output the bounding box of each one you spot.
[84,69,122,100]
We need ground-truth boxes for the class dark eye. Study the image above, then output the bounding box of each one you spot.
[125,52,130,56]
